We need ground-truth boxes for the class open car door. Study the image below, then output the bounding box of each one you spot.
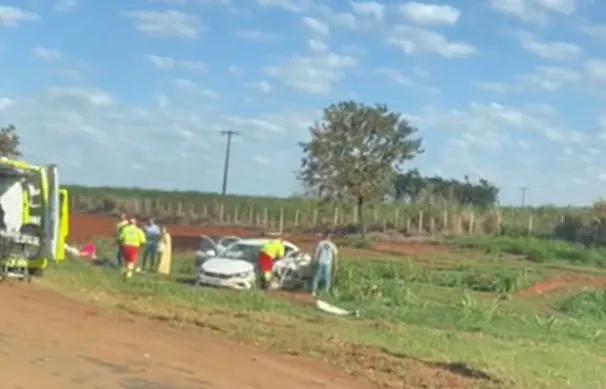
[41,164,60,262]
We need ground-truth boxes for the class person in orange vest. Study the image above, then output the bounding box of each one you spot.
[257,236,285,290]
[115,213,129,267]
[118,217,146,279]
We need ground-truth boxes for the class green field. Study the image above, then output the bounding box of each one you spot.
[40,235,606,388]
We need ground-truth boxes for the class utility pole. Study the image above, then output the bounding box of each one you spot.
[520,186,528,208]
[220,130,239,196]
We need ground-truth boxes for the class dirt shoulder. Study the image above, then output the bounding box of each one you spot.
[0,282,370,389]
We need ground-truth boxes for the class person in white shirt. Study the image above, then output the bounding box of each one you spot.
[311,232,338,297]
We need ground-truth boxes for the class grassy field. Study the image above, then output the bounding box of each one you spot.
[39,235,606,389]
[65,185,592,236]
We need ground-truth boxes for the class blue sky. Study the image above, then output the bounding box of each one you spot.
[0,0,605,206]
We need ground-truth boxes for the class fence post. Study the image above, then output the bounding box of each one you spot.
[468,212,475,235]
[443,210,449,231]
[219,203,224,224]
[249,206,254,225]
[528,215,534,236]
[234,207,239,224]
[177,202,183,216]
[430,217,435,234]
[279,208,284,234]
[263,208,268,226]
[295,210,300,227]
[312,209,318,227]
[457,215,463,235]
[333,207,339,227]
[202,204,208,218]
[406,218,412,234]
[418,211,424,234]
[394,209,400,229]
[353,206,359,225]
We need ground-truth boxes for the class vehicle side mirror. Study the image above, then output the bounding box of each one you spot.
[206,249,216,257]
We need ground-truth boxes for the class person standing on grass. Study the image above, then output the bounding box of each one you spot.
[119,218,146,279]
[311,232,338,297]
[141,218,161,272]
[115,213,129,267]
[156,226,172,276]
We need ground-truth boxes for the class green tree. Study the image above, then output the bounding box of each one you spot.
[0,125,21,158]
[298,101,423,237]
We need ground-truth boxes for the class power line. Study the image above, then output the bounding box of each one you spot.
[220,130,239,196]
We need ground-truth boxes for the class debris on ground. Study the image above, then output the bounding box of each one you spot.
[316,300,361,318]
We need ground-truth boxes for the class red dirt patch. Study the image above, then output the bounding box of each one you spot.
[517,274,606,298]
[69,213,259,250]
[69,213,452,262]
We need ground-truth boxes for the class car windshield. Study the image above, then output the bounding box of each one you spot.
[222,243,260,262]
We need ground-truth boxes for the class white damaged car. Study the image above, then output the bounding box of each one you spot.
[195,238,312,290]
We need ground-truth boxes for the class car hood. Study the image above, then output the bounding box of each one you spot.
[201,258,254,275]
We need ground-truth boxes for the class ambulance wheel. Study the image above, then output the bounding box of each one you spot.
[29,268,44,277]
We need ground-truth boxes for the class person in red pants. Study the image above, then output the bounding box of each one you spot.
[257,236,285,290]
[118,218,146,279]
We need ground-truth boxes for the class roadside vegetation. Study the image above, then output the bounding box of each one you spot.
[450,236,606,267]
[40,236,606,389]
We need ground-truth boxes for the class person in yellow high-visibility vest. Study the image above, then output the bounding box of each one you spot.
[115,213,129,267]
[257,237,285,290]
[118,218,146,279]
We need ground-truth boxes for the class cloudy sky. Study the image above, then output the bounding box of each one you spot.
[0,0,605,206]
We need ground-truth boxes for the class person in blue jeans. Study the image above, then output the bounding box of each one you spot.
[141,219,161,271]
[311,232,338,297]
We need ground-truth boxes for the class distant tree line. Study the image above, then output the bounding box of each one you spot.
[394,169,499,207]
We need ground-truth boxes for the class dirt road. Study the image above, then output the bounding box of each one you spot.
[0,282,370,389]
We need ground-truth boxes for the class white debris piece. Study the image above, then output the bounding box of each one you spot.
[315,300,360,317]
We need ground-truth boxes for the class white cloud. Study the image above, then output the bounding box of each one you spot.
[417,102,574,145]
[474,81,517,93]
[582,24,606,44]
[253,155,272,165]
[349,1,385,20]
[321,7,357,29]
[489,0,577,24]
[179,60,207,72]
[228,65,243,75]
[148,55,176,69]
[308,39,327,51]
[586,60,606,83]
[246,80,272,93]
[265,52,358,94]
[234,29,281,42]
[518,32,582,60]
[302,16,330,36]
[375,67,414,86]
[223,115,283,134]
[399,2,460,26]
[55,67,84,81]
[0,6,40,27]
[33,47,63,61]
[155,93,170,108]
[256,0,307,13]
[54,0,78,13]
[0,97,14,111]
[174,78,218,98]
[476,65,581,93]
[146,54,207,71]
[519,66,581,91]
[47,87,113,106]
[124,10,201,38]
[387,25,475,58]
